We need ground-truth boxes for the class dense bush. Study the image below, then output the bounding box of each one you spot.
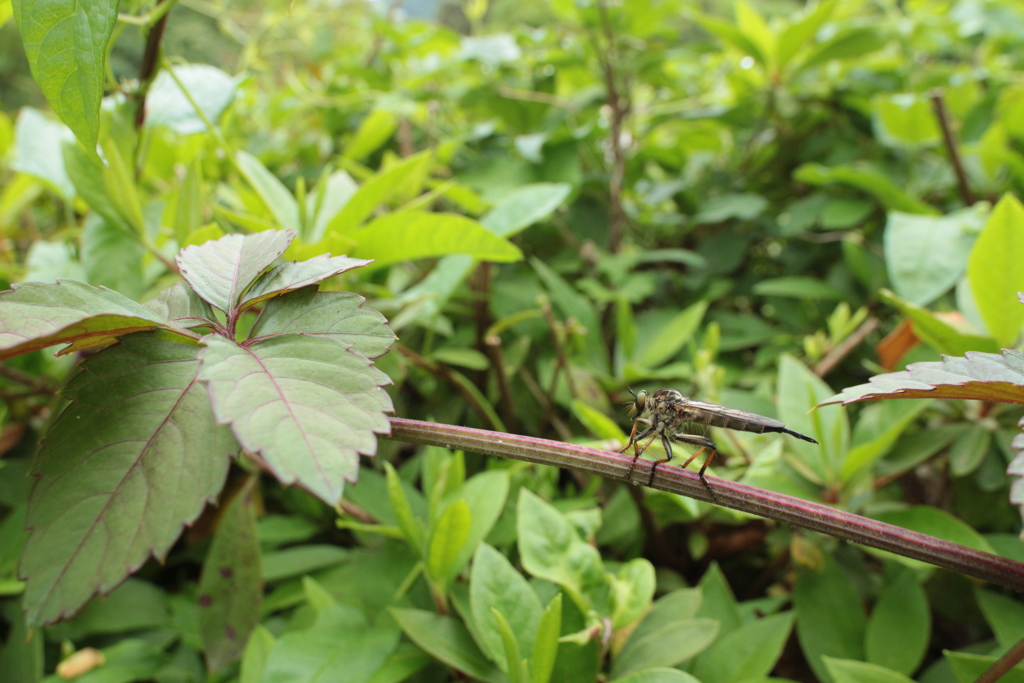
[2,0,1024,681]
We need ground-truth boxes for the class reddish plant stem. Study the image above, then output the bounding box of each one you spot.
[384,417,1024,593]
[976,635,1024,683]
[930,91,975,206]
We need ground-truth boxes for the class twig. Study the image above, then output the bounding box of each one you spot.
[384,418,1024,593]
[814,317,880,377]
[519,367,574,442]
[930,91,975,206]
[595,0,629,253]
[976,634,1024,683]
[485,334,520,433]
[134,0,172,130]
[541,300,578,400]
[0,363,56,393]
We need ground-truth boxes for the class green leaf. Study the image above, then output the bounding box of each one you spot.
[532,257,608,372]
[873,94,941,147]
[98,135,145,234]
[427,499,472,586]
[0,280,181,361]
[261,545,349,583]
[491,607,524,683]
[778,354,847,484]
[57,578,169,638]
[177,229,295,313]
[81,214,145,300]
[385,462,426,553]
[199,334,392,505]
[609,558,656,629]
[0,600,43,681]
[443,470,510,581]
[794,164,937,215]
[236,151,301,234]
[531,593,561,683]
[481,183,572,238]
[11,107,75,199]
[365,643,433,683]
[799,27,888,70]
[884,208,984,307]
[694,193,768,223]
[752,276,845,300]
[611,618,719,678]
[173,158,203,245]
[636,300,708,368]
[263,603,400,682]
[880,289,998,356]
[945,652,1024,683]
[198,480,262,672]
[240,625,276,683]
[611,670,701,683]
[516,489,608,614]
[692,612,794,683]
[793,558,866,683]
[470,543,543,669]
[695,14,764,64]
[735,2,775,68]
[873,507,995,560]
[308,171,359,242]
[629,588,703,645]
[21,335,236,626]
[12,0,117,152]
[144,281,216,329]
[823,657,916,683]
[841,399,931,480]
[344,109,398,161]
[777,0,836,68]
[389,608,506,683]
[571,400,627,441]
[967,194,1024,346]
[975,588,1024,650]
[350,212,523,267]
[240,254,371,310]
[819,350,1024,406]
[865,572,930,675]
[949,425,993,476]
[145,64,241,134]
[249,288,395,359]
[325,150,433,233]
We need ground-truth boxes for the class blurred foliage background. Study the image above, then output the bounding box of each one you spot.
[4,0,1024,681]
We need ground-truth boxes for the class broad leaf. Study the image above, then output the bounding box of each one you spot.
[249,288,394,359]
[198,334,393,505]
[470,543,544,669]
[823,657,916,683]
[21,335,236,626]
[799,27,888,70]
[793,559,866,683]
[0,280,181,361]
[967,194,1024,346]
[865,572,929,675]
[144,282,216,329]
[884,209,982,306]
[691,612,794,683]
[820,350,1024,406]
[611,618,719,678]
[325,151,434,233]
[198,480,262,672]
[350,212,523,267]
[794,163,937,215]
[12,0,117,152]
[240,254,371,310]
[81,215,146,300]
[145,65,240,135]
[235,151,300,233]
[389,608,505,683]
[426,499,471,587]
[177,229,295,313]
[12,107,75,199]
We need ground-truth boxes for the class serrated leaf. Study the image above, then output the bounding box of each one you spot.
[198,333,393,505]
[240,254,371,310]
[350,212,523,267]
[20,335,237,626]
[177,229,295,313]
[198,479,262,672]
[248,288,395,359]
[12,0,118,152]
[820,350,1024,406]
[144,282,216,329]
[0,280,182,361]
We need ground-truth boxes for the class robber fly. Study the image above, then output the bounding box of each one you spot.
[621,388,818,501]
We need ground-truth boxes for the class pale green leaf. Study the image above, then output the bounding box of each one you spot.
[350,212,523,267]
[967,194,1024,346]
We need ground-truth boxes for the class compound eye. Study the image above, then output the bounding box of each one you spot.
[635,390,648,411]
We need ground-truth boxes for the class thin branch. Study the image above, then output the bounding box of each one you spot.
[0,363,56,393]
[976,634,1024,683]
[594,0,629,253]
[930,90,975,206]
[395,344,502,431]
[485,333,520,433]
[134,0,173,130]
[814,316,880,377]
[541,299,578,400]
[384,418,1024,593]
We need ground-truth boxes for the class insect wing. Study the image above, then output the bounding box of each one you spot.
[682,400,787,434]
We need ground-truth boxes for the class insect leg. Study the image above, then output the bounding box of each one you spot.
[623,424,655,485]
[647,433,675,487]
[671,433,720,503]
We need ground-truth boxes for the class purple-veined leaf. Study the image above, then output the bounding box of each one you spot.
[248,288,395,359]
[144,281,216,329]
[239,254,371,310]
[176,230,294,313]
[198,333,393,504]
[20,335,237,626]
[198,478,262,673]
[0,280,188,361]
[820,350,1024,406]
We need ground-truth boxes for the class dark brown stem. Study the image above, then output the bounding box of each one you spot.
[0,363,56,393]
[930,91,975,206]
[814,316,880,377]
[134,0,172,129]
[976,634,1024,683]
[485,334,519,433]
[541,300,578,400]
[519,368,574,441]
[384,418,1024,592]
[395,344,501,431]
